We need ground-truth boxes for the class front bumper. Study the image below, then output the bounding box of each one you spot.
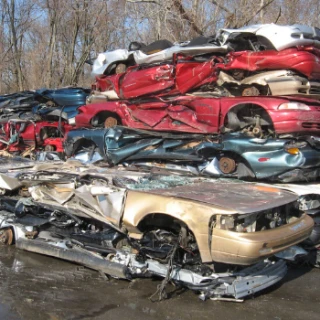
[145,257,287,301]
[268,76,320,96]
[268,110,320,135]
[272,168,320,183]
[211,214,314,265]
[199,259,287,300]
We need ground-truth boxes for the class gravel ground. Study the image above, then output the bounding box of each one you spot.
[0,245,319,320]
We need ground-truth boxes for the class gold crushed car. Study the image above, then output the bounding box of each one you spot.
[0,162,314,301]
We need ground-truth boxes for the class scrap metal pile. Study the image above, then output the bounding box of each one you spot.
[0,23,320,302]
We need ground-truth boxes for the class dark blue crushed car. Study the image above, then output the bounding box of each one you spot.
[35,87,90,107]
[64,126,320,182]
[0,87,90,123]
[0,91,40,122]
[33,87,90,120]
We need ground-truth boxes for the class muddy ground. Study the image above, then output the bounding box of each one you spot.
[0,245,319,320]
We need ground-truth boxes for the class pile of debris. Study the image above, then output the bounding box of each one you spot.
[0,23,319,302]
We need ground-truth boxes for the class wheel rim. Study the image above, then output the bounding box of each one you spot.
[104,117,118,128]
[0,228,14,245]
[242,87,260,96]
[219,157,236,174]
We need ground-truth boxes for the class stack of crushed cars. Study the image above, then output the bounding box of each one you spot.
[0,23,320,302]
[0,87,90,158]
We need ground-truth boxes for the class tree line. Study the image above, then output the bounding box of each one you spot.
[0,0,319,93]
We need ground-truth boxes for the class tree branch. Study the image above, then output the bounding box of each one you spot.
[126,0,160,4]
[210,0,231,14]
[243,0,275,26]
[274,6,282,24]
[172,0,203,35]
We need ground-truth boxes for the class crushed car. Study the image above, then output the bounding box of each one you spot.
[0,91,40,123]
[0,162,314,301]
[217,24,320,52]
[65,126,320,182]
[90,47,320,101]
[89,58,219,102]
[33,87,90,122]
[89,24,320,101]
[91,37,229,77]
[0,87,90,125]
[75,95,320,138]
[0,119,71,158]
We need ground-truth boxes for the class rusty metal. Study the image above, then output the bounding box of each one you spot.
[25,230,38,239]
[104,117,118,128]
[115,63,127,74]
[253,127,263,137]
[253,115,263,137]
[219,157,236,174]
[0,228,14,245]
[242,86,260,96]
[19,187,31,197]
[45,145,55,152]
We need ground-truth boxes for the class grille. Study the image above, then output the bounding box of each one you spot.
[302,122,320,129]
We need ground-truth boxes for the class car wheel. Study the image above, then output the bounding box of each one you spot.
[242,86,260,96]
[218,157,236,174]
[104,116,118,128]
[0,228,14,245]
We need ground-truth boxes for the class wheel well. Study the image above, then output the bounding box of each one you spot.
[91,111,122,127]
[137,213,190,235]
[224,103,274,131]
[223,82,270,96]
[136,213,202,253]
[71,138,97,155]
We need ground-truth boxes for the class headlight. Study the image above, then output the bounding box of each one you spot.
[278,102,310,110]
[219,215,235,230]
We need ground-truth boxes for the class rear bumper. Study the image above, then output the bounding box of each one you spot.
[211,214,314,265]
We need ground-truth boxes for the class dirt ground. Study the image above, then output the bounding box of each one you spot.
[0,245,319,320]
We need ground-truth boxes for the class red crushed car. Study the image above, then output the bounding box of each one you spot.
[75,95,320,137]
[89,46,320,102]
[218,47,320,79]
[92,58,218,100]
[0,120,72,154]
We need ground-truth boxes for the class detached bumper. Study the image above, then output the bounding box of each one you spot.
[211,214,314,265]
[224,259,287,299]
[189,259,287,300]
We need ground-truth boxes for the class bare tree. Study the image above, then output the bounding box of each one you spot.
[0,0,319,94]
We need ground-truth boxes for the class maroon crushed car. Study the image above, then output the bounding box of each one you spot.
[75,95,320,137]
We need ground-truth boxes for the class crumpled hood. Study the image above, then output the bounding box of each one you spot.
[142,180,299,214]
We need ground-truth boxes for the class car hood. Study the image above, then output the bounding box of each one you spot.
[141,180,299,214]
